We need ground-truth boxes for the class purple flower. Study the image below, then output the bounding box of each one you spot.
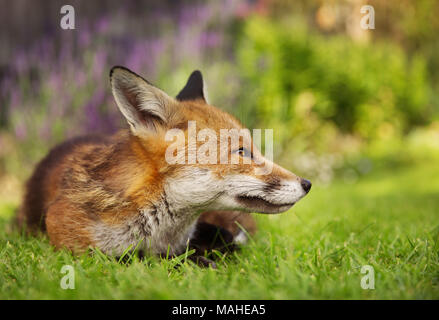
[201,31,223,48]
[83,89,106,132]
[14,123,27,140]
[96,15,110,34]
[93,50,108,80]
[79,28,91,48]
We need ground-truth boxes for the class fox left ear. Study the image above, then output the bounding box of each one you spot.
[176,70,207,102]
[110,66,175,135]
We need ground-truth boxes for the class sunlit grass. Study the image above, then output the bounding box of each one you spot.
[0,161,438,299]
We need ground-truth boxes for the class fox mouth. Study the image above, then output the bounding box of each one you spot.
[236,195,295,214]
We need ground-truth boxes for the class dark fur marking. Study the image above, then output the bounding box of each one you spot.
[263,176,282,193]
[136,217,150,238]
[162,195,174,222]
[138,209,152,237]
[150,204,160,226]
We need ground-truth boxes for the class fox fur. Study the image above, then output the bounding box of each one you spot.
[17,67,311,263]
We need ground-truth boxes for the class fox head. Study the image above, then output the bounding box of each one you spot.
[110,66,311,215]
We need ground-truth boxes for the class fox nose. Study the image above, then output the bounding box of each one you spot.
[300,179,312,194]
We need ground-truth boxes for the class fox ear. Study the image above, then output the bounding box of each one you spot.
[110,66,175,135]
[176,70,207,102]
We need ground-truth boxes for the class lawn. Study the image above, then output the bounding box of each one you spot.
[0,161,438,299]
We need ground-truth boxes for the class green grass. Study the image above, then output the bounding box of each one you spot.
[1,161,439,299]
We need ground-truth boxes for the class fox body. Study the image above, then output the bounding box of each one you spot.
[17,67,311,260]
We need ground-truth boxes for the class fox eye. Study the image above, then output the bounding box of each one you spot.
[235,147,252,158]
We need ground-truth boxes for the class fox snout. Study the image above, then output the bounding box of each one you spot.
[300,178,312,194]
[218,169,311,215]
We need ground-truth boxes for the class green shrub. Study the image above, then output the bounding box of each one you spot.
[235,17,433,155]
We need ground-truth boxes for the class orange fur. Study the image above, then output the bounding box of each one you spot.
[17,67,310,258]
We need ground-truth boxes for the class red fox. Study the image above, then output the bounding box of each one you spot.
[17,66,311,266]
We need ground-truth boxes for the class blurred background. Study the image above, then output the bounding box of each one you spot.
[0,0,438,206]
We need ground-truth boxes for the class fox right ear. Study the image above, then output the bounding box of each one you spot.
[110,66,175,135]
